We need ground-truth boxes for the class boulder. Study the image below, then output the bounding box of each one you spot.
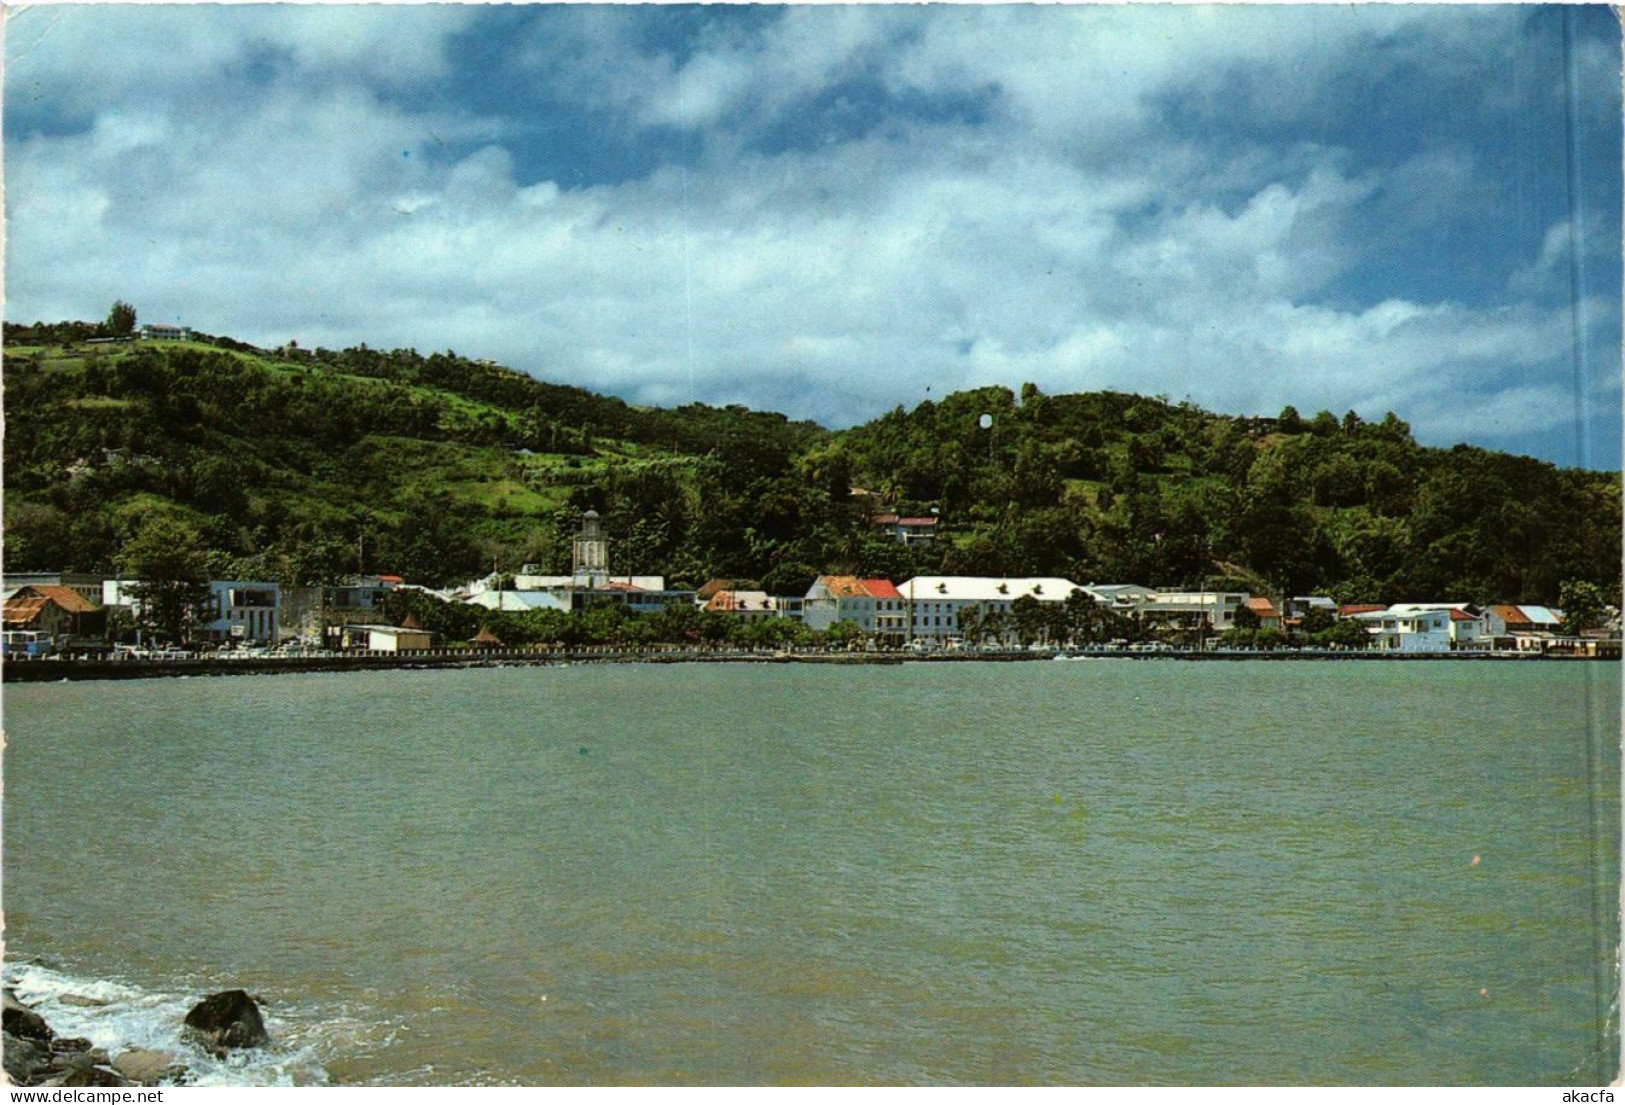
[58,994,108,1009]
[113,1048,184,1086]
[3,1030,51,1084]
[182,990,269,1051]
[2,991,53,1043]
[41,1064,131,1088]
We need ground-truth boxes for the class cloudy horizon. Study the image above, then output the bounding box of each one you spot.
[5,3,1620,469]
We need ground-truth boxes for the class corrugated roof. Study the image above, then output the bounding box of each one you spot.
[1338,604,1386,616]
[14,584,100,613]
[3,596,50,626]
[896,517,938,527]
[1244,597,1281,618]
[861,579,902,600]
[1488,604,1533,627]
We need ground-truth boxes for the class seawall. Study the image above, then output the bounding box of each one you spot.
[3,646,1606,683]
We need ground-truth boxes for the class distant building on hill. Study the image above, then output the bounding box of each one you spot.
[871,512,938,545]
[140,323,192,341]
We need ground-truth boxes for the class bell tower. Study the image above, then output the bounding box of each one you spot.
[571,510,609,587]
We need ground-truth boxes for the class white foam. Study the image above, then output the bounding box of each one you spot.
[4,960,396,1086]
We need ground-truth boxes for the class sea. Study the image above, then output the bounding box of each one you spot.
[2,660,1618,1085]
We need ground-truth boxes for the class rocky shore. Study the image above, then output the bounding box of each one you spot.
[3,986,269,1087]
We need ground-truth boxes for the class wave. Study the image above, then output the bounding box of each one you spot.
[3,959,402,1087]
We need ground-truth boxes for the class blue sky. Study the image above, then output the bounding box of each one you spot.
[5,4,1620,469]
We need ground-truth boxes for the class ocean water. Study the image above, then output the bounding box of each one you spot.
[3,661,1618,1085]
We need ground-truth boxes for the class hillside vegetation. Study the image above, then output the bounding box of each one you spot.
[4,320,1618,606]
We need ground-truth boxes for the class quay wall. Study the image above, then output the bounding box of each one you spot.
[2,646,1604,683]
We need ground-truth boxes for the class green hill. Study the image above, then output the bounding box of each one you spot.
[3,321,1618,606]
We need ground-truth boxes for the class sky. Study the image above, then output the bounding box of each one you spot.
[4,3,1621,470]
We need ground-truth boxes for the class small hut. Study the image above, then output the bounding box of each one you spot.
[472,625,505,650]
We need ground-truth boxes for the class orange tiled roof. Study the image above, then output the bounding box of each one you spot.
[1244,597,1281,618]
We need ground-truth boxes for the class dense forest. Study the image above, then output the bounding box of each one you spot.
[4,316,1619,609]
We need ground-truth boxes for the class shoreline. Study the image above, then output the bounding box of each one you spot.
[3,645,1608,683]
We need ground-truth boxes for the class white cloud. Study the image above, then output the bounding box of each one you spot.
[2,5,1616,464]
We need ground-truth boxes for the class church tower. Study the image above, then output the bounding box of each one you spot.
[571,510,609,588]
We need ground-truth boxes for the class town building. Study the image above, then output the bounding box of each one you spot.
[895,576,1090,643]
[1385,603,1488,648]
[803,576,907,642]
[703,590,782,623]
[341,624,436,652]
[1135,591,1248,633]
[466,590,571,614]
[1082,583,1157,610]
[3,584,107,643]
[1241,596,1283,629]
[871,513,938,545]
[1351,607,1452,651]
[102,579,280,644]
[1,572,105,606]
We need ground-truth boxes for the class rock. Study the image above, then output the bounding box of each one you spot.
[58,994,108,1009]
[41,1065,130,1088]
[3,1029,51,1084]
[182,990,269,1051]
[50,1037,94,1054]
[2,991,54,1043]
[113,1048,184,1086]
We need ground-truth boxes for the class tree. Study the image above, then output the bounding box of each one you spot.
[117,514,212,644]
[1558,579,1609,634]
[106,301,137,337]
[1011,594,1048,646]
[1315,618,1370,650]
[822,620,865,650]
[957,604,983,645]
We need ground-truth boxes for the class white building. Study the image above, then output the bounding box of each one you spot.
[341,624,435,652]
[896,576,1089,643]
[104,578,281,644]
[1136,591,1248,632]
[1352,607,1453,652]
[466,590,571,614]
[1385,603,1488,647]
[1082,583,1157,610]
[803,576,907,640]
